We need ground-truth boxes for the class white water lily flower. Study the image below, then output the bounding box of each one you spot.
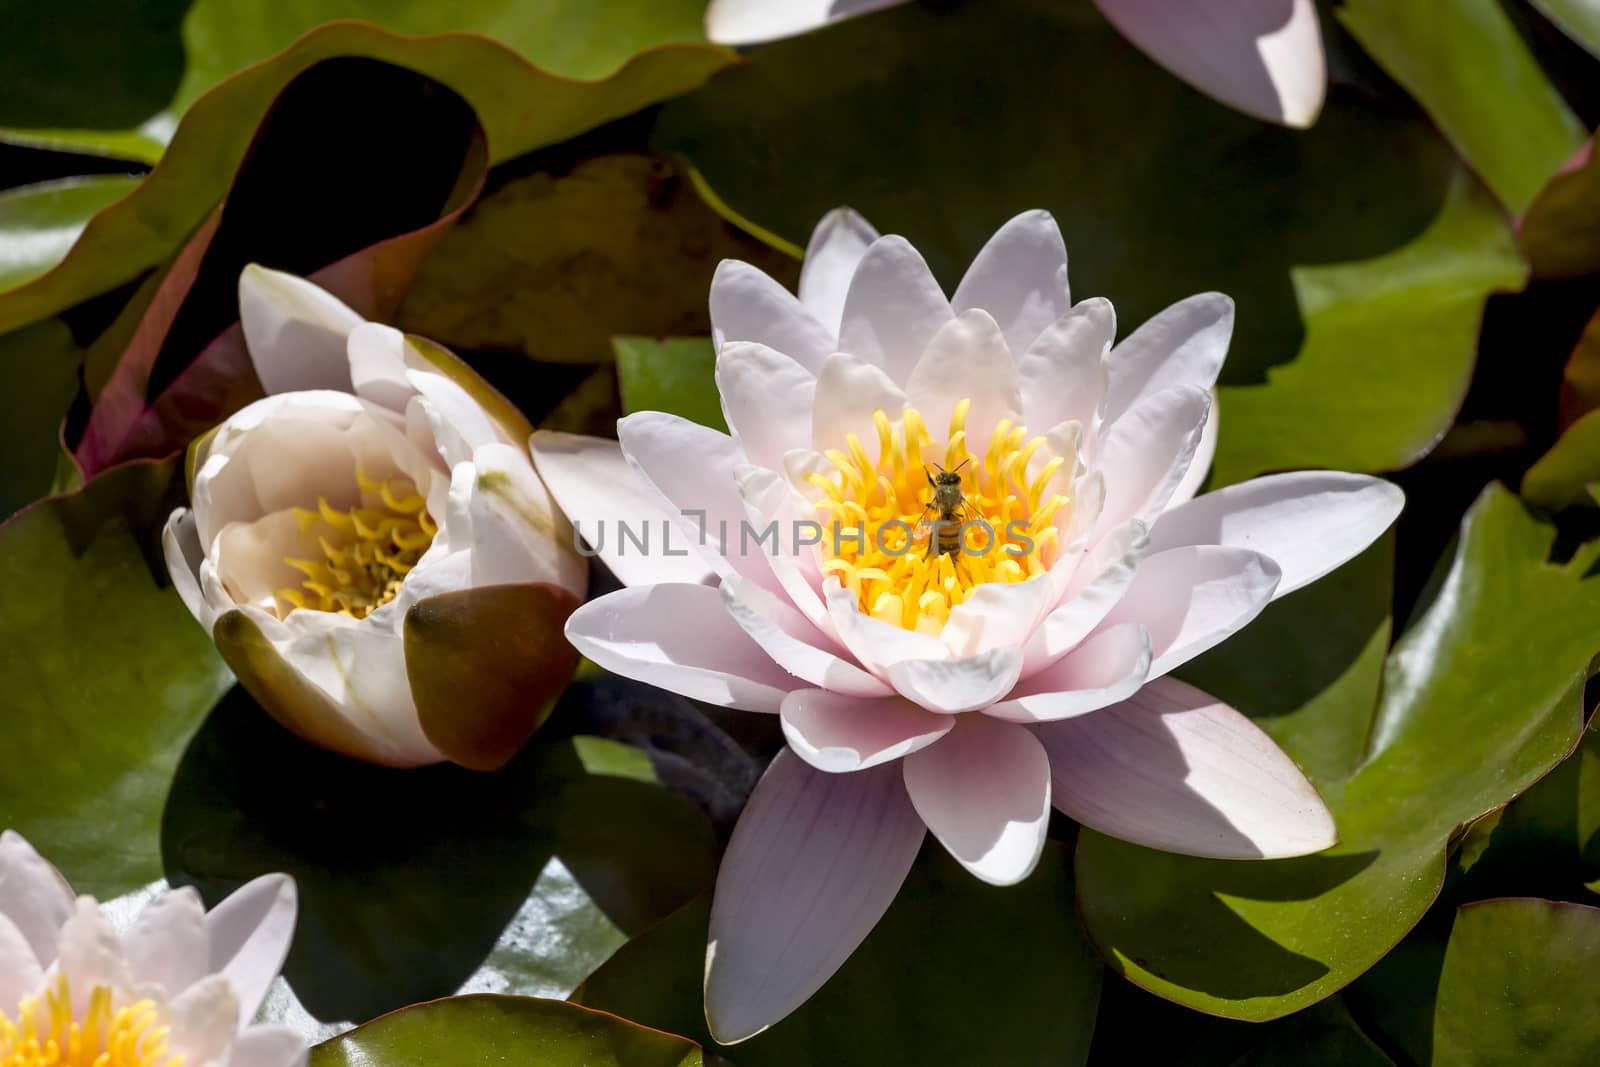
[163,266,587,771]
[704,0,1327,128]
[531,206,1402,1042]
[0,831,302,1067]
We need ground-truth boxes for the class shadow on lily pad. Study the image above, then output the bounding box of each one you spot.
[160,687,716,1023]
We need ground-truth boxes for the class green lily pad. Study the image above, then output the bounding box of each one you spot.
[0,0,715,163]
[0,175,141,291]
[1533,0,1600,60]
[396,153,796,364]
[309,994,703,1067]
[614,336,726,431]
[1075,485,1600,1021]
[0,22,733,333]
[164,706,717,1026]
[1336,0,1583,214]
[654,0,1523,488]
[577,842,1102,1066]
[1518,137,1600,279]
[1432,898,1600,1065]
[0,457,233,899]
[0,318,83,519]
[1523,408,1600,509]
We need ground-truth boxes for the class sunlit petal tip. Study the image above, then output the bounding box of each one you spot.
[237,263,363,395]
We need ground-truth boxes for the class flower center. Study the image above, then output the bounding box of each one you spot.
[274,468,437,619]
[808,398,1074,636]
[1,977,181,1067]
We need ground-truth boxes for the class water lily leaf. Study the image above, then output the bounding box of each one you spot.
[1432,899,1600,1064]
[1559,302,1600,428]
[1524,408,1600,509]
[1533,0,1600,59]
[654,0,1524,488]
[1336,0,1584,214]
[577,842,1102,1066]
[614,336,726,431]
[163,705,717,1028]
[0,175,141,291]
[1076,485,1600,1021]
[0,318,83,518]
[0,458,233,899]
[309,994,702,1067]
[396,154,796,363]
[0,0,715,162]
[0,22,733,333]
[1518,137,1600,279]
[75,61,488,475]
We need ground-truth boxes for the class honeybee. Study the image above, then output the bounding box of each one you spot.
[918,461,971,559]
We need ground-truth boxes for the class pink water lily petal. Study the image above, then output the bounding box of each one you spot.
[904,309,1024,458]
[530,431,718,588]
[1016,298,1114,435]
[1037,677,1337,858]
[941,573,1057,657]
[722,576,893,698]
[781,689,954,772]
[825,582,949,675]
[1168,396,1219,509]
[1099,545,1280,678]
[704,0,910,46]
[887,647,1024,714]
[951,210,1072,357]
[902,716,1051,886]
[58,900,131,1014]
[1102,292,1233,426]
[0,912,41,1009]
[1094,0,1327,128]
[811,352,910,457]
[705,751,923,1043]
[799,207,880,336]
[124,886,209,996]
[238,264,362,395]
[711,260,838,373]
[567,584,798,712]
[716,342,818,472]
[735,464,835,636]
[987,623,1151,723]
[838,236,954,381]
[168,974,238,1065]
[205,873,298,1027]
[1093,385,1210,535]
[1147,470,1404,597]
[1021,519,1149,673]
[0,831,73,971]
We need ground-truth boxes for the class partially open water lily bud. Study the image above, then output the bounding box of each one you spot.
[0,831,303,1067]
[163,266,586,770]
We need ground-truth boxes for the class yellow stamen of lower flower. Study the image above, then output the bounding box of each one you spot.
[0,976,183,1067]
[812,400,1075,634]
[274,469,437,620]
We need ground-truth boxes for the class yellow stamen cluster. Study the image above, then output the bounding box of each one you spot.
[809,398,1074,636]
[274,469,436,619]
[1,976,182,1067]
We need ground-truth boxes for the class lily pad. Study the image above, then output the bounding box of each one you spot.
[0,0,715,163]
[614,336,726,431]
[309,994,703,1067]
[396,153,797,363]
[1432,898,1600,1064]
[577,842,1103,1066]
[0,457,233,899]
[654,0,1524,488]
[0,318,83,518]
[163,702,717,1027]
[1075,485,1600,1021]
[0,175,141,291]
[1523,408,1600,509]
[1337,0,1583,214]
[0,22,733,333]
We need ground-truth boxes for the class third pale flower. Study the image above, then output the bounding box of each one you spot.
[532,208,1401,1041]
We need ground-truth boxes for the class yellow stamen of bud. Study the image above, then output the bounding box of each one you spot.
[273,469,437,619]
